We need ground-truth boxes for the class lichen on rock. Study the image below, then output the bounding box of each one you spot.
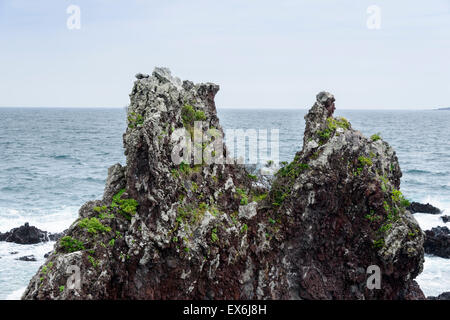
[22,68,425,300]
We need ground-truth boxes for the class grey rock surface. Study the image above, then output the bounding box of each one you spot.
[22,68,425,300]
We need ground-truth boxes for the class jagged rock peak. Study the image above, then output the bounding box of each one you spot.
[22,68,255,300]
[316,91,335,107]
[22,73,425,300]
[266,91,425,299]
[135,73,149,80]
[152,67,182,87]
[302,91,339,149]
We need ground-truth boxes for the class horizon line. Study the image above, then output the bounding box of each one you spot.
[0,106,446,111]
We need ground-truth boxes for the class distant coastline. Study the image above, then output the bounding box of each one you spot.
[437,107,450,110]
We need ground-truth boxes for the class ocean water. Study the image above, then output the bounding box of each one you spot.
[0,107,449,299]
[0,108,127,299]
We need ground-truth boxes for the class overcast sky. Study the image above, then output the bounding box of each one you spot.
[0,0,449,109]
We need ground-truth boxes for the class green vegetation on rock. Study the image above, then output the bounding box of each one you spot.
[112,189,139,221]
[371,188,411,249]
[175,203,208,228]
[391,188,411,208]
[277,158,309,179]
[78,217,111,234]
[354,155,373,176]
[269,155,309,207]
[60,236,85,253]
[373,238,385,248]
[211,227,218,243]
[358,156,373,167]
[94,205,115,219]
[87,255,99,268]
[181,104,207,137]
[127,112,144,129]
[365,213,381,222]
[181,104,195,126]
[235,188,249,205]
[371,133,381,141]
[194,110,206,121]
[251,192,268,202]
[317,117,350,144]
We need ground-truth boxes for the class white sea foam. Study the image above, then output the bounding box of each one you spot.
[413,196,449,231]
[0,241,55,300]
[414,213,448,231]
[0,206,71,300]
[5,287,26,300]
[412,197,450,297]
[416,255,450,297]
[0,206,79,233]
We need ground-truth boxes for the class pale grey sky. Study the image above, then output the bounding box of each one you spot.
[0,0,449,109]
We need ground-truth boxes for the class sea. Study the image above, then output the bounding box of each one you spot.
[0,107,449,299]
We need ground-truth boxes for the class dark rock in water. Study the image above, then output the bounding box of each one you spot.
[44,251,52,258]
[48,234,60,241]
[16,255,37,262]
[22,68,426,300]
[407,202,441,214]
[441,215,450,223]
[48,230,67,242]
[424,226,450,258]
[0,224,66,244]
[0,223,49,244]
[428,292,450,300]
[9,251,19,255]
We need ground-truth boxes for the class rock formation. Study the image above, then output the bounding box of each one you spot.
[0,223,49,244]
[407,202,441,215]
[0,223,65,244]
[424,226,450,258]
[16,255,37,262]
[22,68,425,300]
[428,291,450,300]
[263,91,425,299]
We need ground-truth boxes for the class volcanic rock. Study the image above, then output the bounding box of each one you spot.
[16,255,37,262]
[407,202,441,214]
[48,230,67,242]
[135,73,149,79]
[428,292,450,300]
[424,226,450,258]
[22,68,425,300]
[0,223,49,244]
